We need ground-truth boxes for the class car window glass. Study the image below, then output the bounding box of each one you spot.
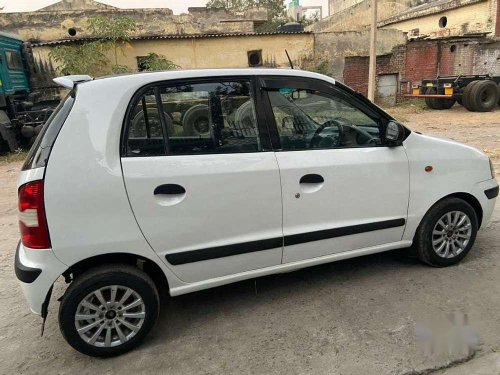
[268,88,381,151]
[159,80,261,155]
[126,89,165,156]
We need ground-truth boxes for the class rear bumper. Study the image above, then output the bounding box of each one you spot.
[15,242,67,315]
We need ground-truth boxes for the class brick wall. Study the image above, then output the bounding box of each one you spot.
[405,39,500,83]
[343,44,406,103]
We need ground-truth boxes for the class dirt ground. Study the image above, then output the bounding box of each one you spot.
[0,105,498,375]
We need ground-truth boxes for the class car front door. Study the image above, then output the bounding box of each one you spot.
[259,76,409,263]
[121,77,283,283]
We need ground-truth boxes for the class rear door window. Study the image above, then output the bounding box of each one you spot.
[123,79,262,156]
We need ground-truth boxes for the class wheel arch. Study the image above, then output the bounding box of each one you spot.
[418,192,483,232]
[62,253,170,298]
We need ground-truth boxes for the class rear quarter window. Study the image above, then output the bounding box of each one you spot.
[22,92,75,170]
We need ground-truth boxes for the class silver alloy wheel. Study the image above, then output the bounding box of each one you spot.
[74,285,146,347]
[432,210,472,258]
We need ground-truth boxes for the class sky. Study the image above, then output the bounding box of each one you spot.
[0,0,329,16]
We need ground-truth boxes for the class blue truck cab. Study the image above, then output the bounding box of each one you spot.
[0,31,30,104]
[0,31,58,153]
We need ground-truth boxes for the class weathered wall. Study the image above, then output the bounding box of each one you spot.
[343,45,406,103]
[405,38,500,82]
[380,0,496,39]
[310,0,412,32]
[33,33,314,71]
[0,6,267,42]
[312,29,406,78]
[328,0,431,16]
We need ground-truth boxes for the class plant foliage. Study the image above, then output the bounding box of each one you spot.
[49,16,180,76]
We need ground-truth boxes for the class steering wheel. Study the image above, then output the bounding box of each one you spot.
[309,119,343,149]
[347,124,379,145]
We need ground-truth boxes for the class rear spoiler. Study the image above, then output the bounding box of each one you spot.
[53,75,93,89]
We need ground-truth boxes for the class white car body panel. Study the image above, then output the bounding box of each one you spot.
[121,153,283,283]
[14,69,497,316]
[402,132,494,240]
[275,147,409,263]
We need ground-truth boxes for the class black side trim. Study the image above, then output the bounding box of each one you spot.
[14,242,42,283]
[485,185,499,199]
[165,218,406,265]
[166,237,283,265]
[284,218,406,247]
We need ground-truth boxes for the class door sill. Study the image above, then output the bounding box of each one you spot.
[169,240,412,296]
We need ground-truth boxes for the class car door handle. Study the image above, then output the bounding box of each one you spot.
[154,184,186,195]
[300,174,324,184]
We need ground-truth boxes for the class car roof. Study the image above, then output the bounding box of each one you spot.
[84,68,336,88]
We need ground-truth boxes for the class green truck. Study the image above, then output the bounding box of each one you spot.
[0,31,58,153]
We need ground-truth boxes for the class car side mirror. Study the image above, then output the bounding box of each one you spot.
[385,121,405,147]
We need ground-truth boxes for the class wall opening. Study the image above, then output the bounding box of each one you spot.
[439,16,448,28]
[68,28,77,36]
[450,45,457,53]
[247,50,263,67]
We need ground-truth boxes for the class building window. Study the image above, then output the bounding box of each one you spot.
[450,45,457,53]
[247,50,263,67]
[439,16,448,28]
[68,28,77,36]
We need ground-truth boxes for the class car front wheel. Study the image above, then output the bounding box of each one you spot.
[59,264,160,357]
[415,197,478,267]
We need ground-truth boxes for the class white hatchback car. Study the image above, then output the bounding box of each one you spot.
[16,69,497,356]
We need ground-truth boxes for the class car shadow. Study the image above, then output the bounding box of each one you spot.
[150,248,422,344]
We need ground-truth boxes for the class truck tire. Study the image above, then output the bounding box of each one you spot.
[424,88,441,110]
[468,80,499,112]
[462,80,481,111]
[424,88,455,110]
[498,83,500,107]
[182,104,210,136]
[0,110,19,153]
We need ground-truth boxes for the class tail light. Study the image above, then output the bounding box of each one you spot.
[18,180,51,249]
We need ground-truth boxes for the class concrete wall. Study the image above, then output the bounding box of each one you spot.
[33,33,314,72]
[0,6,267,42]
[312,29,406,78]
[310,0,412,32]
[380,0,497,39]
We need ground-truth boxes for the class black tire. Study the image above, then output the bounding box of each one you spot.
[497,83,500,107]
[462,80,481,111]
[182,104,210,136]
[132,108,174,135]
[59,265,160,357]
[468,80,499,112]
[424,88,442,110]
[414,198,478,267]
[0,135,9,155]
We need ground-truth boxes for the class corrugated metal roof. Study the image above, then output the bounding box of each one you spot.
[32,31,311,46]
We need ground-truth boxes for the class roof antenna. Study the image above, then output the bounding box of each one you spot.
[285,49,294,69]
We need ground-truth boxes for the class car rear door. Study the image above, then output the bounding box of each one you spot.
[259,76,409,263]
[121,77,283,283]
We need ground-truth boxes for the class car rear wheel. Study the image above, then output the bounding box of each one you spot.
[414,198,478,267]
[59,265,160,357]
